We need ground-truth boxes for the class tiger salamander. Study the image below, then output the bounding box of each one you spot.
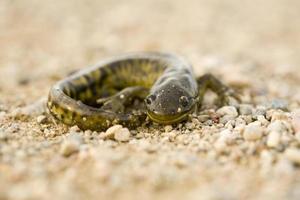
[47,52,237,131]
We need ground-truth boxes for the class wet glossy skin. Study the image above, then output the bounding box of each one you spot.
[47,52,234,131]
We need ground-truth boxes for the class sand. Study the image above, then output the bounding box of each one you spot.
[0,0,300,199]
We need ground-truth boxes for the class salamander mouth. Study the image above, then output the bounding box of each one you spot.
[146,104,196,124]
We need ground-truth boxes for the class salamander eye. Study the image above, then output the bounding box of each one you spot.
[145,94,156,105]
[179,96,190,107]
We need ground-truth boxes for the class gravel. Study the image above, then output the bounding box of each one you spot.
[1,0,300,199]
[243,121,264,141]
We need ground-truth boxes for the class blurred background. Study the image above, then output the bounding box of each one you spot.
[0,0,300,101]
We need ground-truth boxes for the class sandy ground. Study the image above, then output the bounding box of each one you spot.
[1,0,300,199]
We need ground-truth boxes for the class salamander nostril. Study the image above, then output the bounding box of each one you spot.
[179,96,189,107]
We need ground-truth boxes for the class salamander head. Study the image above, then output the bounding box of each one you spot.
[145,84,197,124]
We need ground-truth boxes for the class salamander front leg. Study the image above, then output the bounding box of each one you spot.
[197,73,240,107]
[97,86,149,113]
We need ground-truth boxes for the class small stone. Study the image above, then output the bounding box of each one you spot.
[238,104,253,115]
[185,122,195,130]
[197,115,210,122]
[165,130,177,142]
[114,128,131,142]
[60,140,79,157]
[285,148,300,164]
[104,125,122,140]
[217,106,238,124]
[268,110,289,122]
[254,106,267,117]
[164,125,173,132]
[267,131,281,148]
[256,115,269,126]
[69,125,81,133]
[243,121,263,141]
[36,115,47,124]
[267,120,287,133]
[220,129,236,145]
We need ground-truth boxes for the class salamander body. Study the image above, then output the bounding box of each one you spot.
[48,52,235,131]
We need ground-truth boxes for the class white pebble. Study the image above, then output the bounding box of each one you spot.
[243,122,263,141]
[164,125,173,132]
[285,148,300,164]
[267,131,281,148]
[217,106,238,117]
[69,125,81,132]
[36,115,47,124]
[256,115,269,126]
[217,106,238,124]
[60,140,79,157]
[114,128,131,142]
[104,125,123,140]
[267,120,287,133]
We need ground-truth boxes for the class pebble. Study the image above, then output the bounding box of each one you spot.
[164,125,173,132]
[253,106,267,117]
[267,120,287,133]
[185,122,195,130]
[238,104,253,115]
[104,125,131,142]
[243,121,263,141]
[60,140,80,157]
[284,148,300,164]
[36,115,47,124]
[104,125,123,140]
[269,110,289,122]
[164,130,177,142]
[216,106,238,124]
[69,125,81,133]
[256,115,269,126]
[266,131,281,148]
[114,128,131,142]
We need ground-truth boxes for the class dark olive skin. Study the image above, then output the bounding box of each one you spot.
[145,67,198,124]
[48,52,238,131]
